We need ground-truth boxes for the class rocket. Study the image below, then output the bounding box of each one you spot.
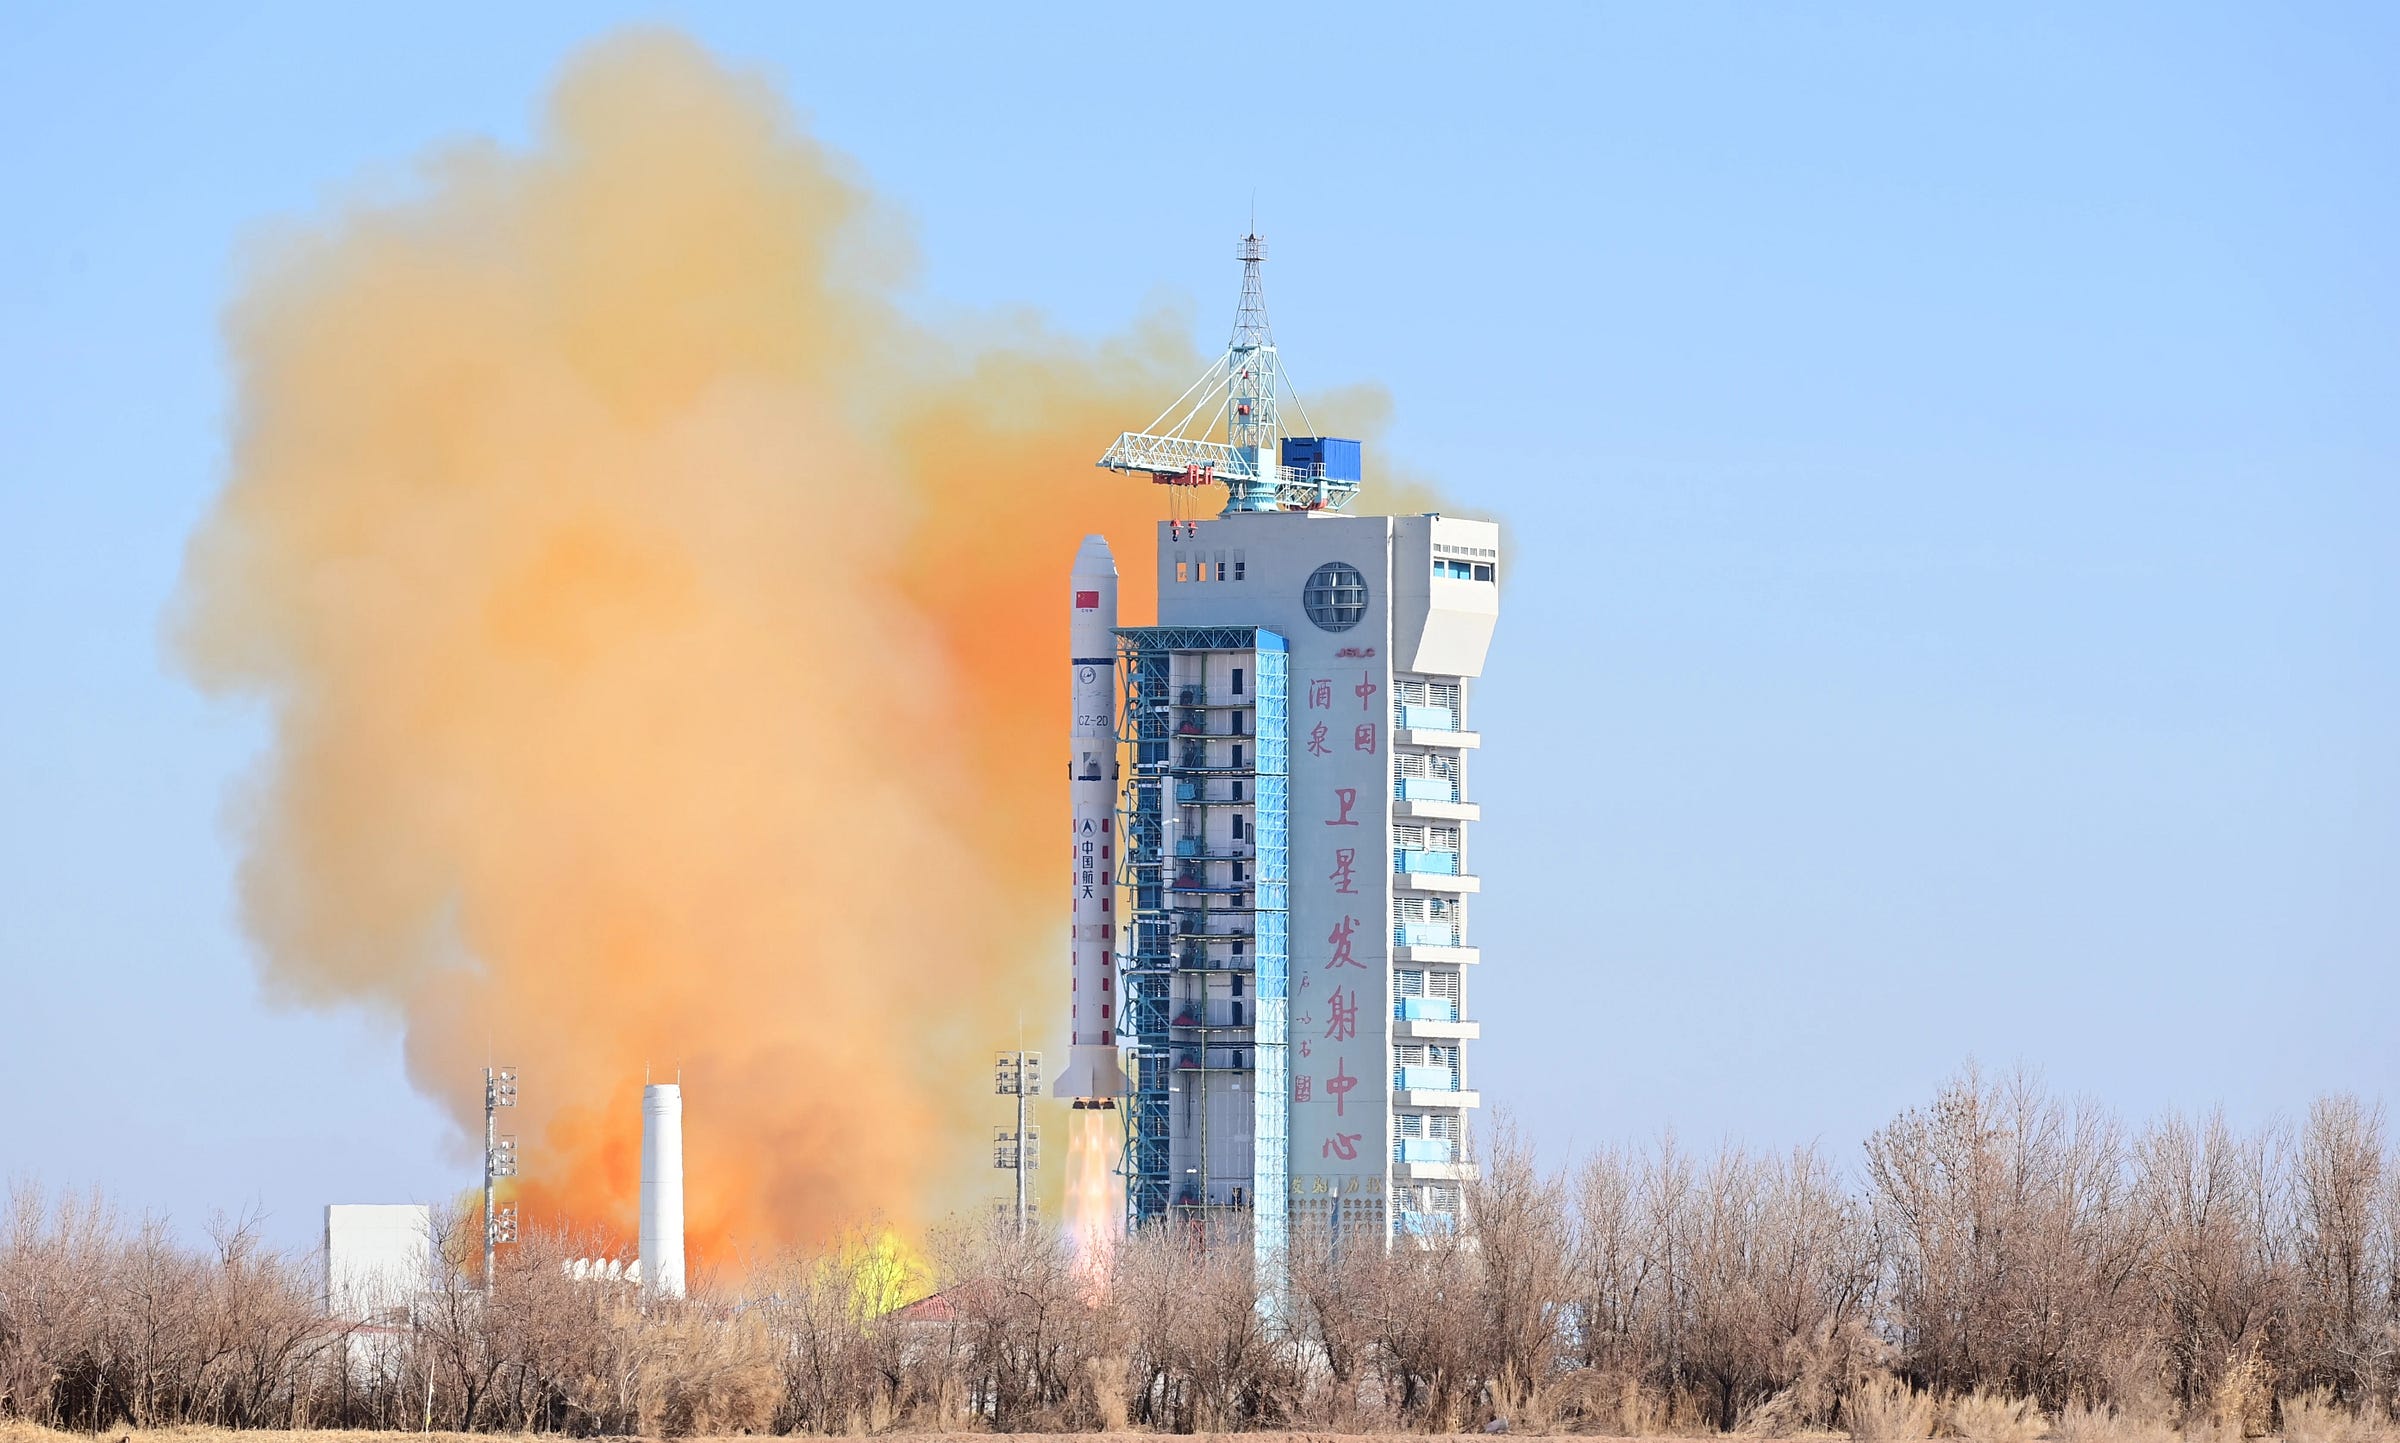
[1054,535,1130,1108]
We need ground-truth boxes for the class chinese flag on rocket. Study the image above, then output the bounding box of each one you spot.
[1075,591,1099,609]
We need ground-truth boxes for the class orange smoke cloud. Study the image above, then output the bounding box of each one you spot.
[177,29,1418,1261]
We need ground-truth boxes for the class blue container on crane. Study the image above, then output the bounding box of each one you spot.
[1280,436,1362,483]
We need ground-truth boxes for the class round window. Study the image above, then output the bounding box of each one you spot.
[1302,561,1369,632]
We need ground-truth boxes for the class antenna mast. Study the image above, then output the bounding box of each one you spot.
[1222,232,1280,513]
[1231,231,1273,351]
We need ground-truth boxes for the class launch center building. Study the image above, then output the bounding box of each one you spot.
[1117,511,1497,1248]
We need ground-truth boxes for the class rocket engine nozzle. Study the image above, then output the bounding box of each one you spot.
[1053,1044,1130,1106]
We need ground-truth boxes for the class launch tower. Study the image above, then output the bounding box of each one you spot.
[1092,235,1499,1254]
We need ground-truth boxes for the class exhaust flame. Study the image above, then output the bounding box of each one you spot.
[177,29,1424,1259]
[1064,1107,1123,1269]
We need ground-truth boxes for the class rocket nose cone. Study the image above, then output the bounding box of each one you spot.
[1072,534,1117,576]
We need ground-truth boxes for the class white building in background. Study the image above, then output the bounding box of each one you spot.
[323,1204,431,1323]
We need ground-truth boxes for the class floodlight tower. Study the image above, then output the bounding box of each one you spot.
[992,1051,1042,1233]
[483,1066,518,1292]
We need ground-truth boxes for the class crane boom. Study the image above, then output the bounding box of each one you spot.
[1094,232,1361,516]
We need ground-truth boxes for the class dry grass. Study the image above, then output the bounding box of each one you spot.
[2284,1388,2400,1443]
[1942,1390,2045,1443]
[2052,1402,2181,1443]
[10,1420,2400,1442]
[1849,1374,1938,1440]
[0,1432,1725,1443]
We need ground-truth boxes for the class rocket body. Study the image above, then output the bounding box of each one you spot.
[1054,535,1130,1106]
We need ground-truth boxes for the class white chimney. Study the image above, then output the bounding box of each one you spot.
[639,1083,685,1299]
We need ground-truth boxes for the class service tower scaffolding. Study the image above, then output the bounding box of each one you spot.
[1116,626,1290,1273]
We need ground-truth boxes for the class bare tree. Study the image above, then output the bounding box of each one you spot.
[1368,1218,1482,1430]
[2290,1094,2393,1403]
[926,1212,1103,1429]
[1866,1065,2145,1409]
[1285,1214,1390,1426]
[9,1071,2400,1437]
[2137,1109,2288,1414]
[1567,1143,1648,1375]
[1462,1114,1571,1419]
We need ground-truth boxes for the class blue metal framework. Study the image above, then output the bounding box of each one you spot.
[1250,647,1290,1269]
[1115,626,1290,1281]
[1120,639,1173,1229]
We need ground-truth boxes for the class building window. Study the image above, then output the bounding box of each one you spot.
[1302,561,1369,632]
[1232,666,1245,695]
[1473,562,1494,581]
[1232,742,1245,768]
[1234,560,1246,580]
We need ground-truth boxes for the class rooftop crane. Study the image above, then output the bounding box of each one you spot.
[1096,232,1362,518]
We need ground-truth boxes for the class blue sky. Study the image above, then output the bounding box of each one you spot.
[2,3,2393,1251]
